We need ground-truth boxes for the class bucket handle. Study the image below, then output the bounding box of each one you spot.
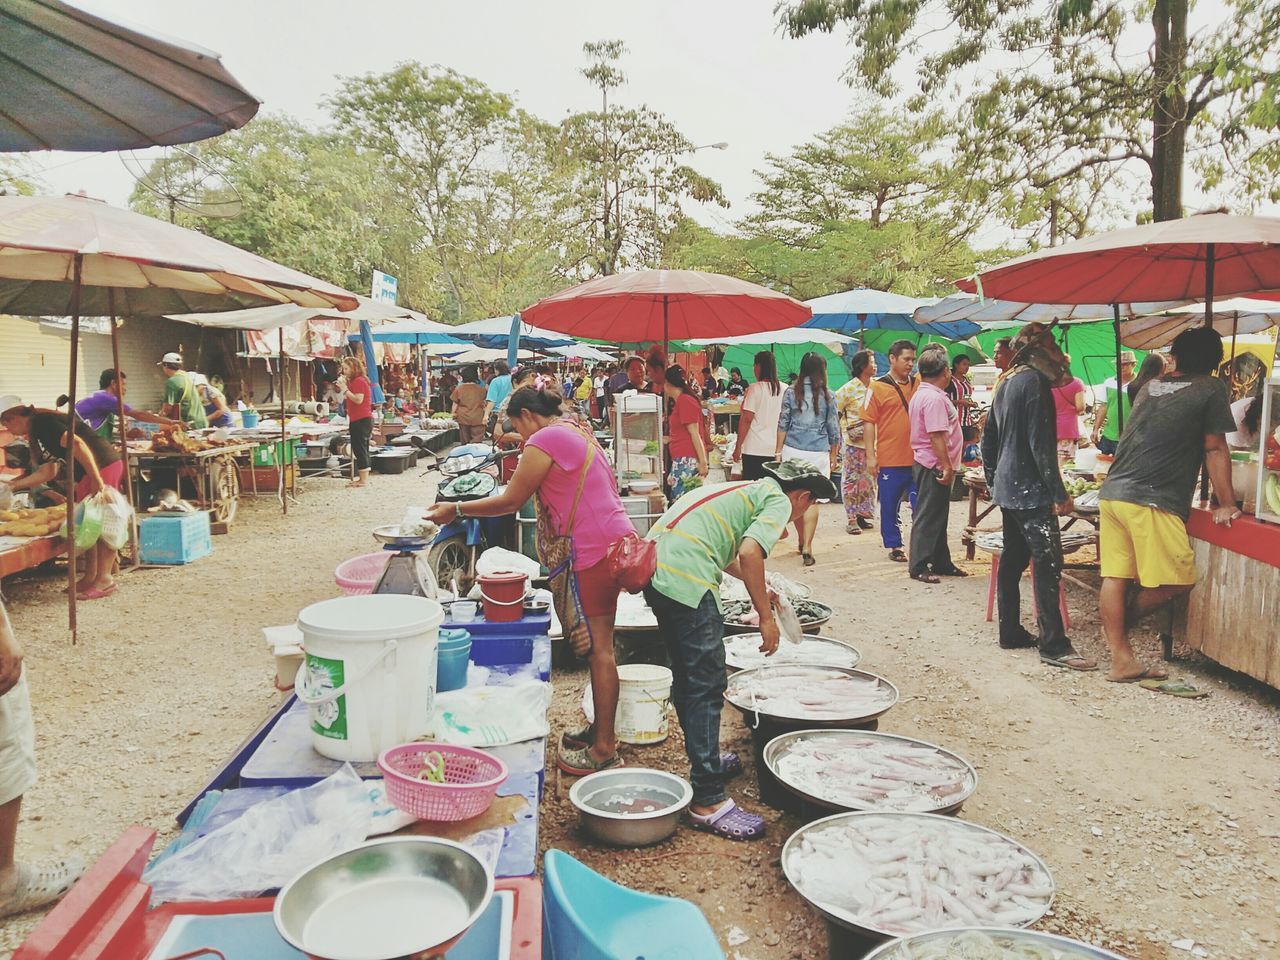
[294,639,399,706]
[477,586,529,606]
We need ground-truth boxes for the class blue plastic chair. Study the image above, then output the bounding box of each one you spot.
[542,849,726,960]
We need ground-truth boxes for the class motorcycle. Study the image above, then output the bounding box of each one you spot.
[427,443,520,593]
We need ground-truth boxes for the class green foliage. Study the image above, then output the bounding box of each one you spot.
[0,156,43,196]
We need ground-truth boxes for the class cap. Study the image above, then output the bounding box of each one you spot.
[763,460,838,501]
[0,395,22,417]
[1120,351,1137,365]
[158,352,183,367]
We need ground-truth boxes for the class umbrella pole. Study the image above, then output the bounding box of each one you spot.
[107,293,138,569]
[280,327,287,516]
[1204,243,1216,325]
[65,254,83,642]
[1112,303,1124,435]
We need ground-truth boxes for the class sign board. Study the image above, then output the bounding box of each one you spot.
[371,270,398,305]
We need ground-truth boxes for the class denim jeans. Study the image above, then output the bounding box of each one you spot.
[997,507,1072,658]
[644,587,727,806]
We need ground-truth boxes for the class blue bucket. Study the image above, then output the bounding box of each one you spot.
[241,409,259,428]
[436,636,471,693]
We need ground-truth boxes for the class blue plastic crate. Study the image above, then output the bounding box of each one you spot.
[140,512,213,565]
[446,610,550,666]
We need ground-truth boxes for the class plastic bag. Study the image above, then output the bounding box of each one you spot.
[774,594,805,645]
[97,487,133,550]
[475,546,541,582]
[423,681,551,746]
[142,765,372,902]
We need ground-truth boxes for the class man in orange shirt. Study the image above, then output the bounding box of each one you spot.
[862,340,920,562]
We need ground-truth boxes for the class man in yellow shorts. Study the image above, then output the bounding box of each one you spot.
[1097,327,1239,683]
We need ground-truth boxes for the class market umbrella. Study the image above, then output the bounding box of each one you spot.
[687,326,855,347]
[0,194,357,638]
[801,288,978,341]
[0,0,259,151]
[552,342,615,363]
[447,315,574,351]
[521,270,811,348]
[915,294,1193,327]
[1120,297,1280,350]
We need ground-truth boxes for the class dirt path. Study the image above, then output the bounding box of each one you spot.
[0,475,1276,959]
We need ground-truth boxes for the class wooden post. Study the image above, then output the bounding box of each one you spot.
[65,254,83,641]
[107,293,138,566]
[279,326,288,515]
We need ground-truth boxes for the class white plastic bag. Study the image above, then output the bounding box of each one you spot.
[475,546,541,582]
[423,681,551,746]
[142,765,373,901]
[97,487,133,550]
[774,595,805,645]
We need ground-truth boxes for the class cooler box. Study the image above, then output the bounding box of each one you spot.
[139,512,212,565]
[450,610,551,666]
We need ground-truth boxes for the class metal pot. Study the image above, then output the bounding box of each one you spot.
[569,767,692,847]
[723,633,861,671]
[724,664,899,728]
[274,837,493,960]
[864,927,1130,960]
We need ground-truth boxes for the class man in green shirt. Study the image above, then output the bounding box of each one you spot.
[1090,350,1135,455]
[644,461,835,841]
[158,352,207,429]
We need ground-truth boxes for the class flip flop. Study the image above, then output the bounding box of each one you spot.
[845,522,862,535]
[1106,666,1169,683]
[689,799,765,841]
[1041,653,1099,671]
[556,743,623,776]
[889,549,908,563]
[910,571,940,584]
[0,858,86,920]
[1138,679,1208,698]
[934,567,971,578]
[76,585,116,601]
[802,553,816,567]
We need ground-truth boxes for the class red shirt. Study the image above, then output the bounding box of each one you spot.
[668,392,703,458]
[346,375,373,422]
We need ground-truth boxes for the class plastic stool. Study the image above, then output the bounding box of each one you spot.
[985,553,1070,630]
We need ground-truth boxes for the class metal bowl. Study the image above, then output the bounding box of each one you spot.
[722,598,832,635]
[724,664,898,728]
[864,927,1130,960]
[783,812,1055,941]
[723,633,861,671]
[371,523,437,548]
[274,837,493,960]
[569,767,692,847]
[763,729,977,815]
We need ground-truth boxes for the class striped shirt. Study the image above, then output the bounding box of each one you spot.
[646,479,792,610]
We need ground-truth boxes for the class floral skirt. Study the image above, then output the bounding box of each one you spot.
[668,457,703,499]
[842,443,875,519]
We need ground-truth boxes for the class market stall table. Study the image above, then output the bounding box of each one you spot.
[0,534,65,583]
[126,441,258,525]
[1176,507,1280,689]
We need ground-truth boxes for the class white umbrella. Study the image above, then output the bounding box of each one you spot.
[687,327,855,347]
[551,343,615,362]
[916,293,1194,326]
[447,347,536,364]
[1121,297,1280,350]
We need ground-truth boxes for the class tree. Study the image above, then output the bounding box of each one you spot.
[777,0,1280,226]
[561,41,727,276]
[0,156,42,196]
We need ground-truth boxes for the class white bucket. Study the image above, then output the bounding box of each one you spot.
[295,594,444,762]
[616,664,673,745]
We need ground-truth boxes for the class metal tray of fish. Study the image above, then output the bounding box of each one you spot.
[763,729,976,815]
[724,664,897,727]
[723,633,861,671]
[783,812,1055,940]
[722,597,832,635]
[864,927,1130,960]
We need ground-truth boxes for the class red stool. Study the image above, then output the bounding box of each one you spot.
[985,552,1070,630]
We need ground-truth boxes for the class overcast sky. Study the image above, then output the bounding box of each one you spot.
[34,0,870,232]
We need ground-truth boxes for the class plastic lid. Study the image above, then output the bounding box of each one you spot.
[438,628,471,644]
[297,594,444,643]
[478,569,528,584]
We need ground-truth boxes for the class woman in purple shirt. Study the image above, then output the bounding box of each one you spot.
[73,369,178,439]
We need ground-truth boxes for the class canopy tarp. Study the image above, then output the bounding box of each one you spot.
[722,342,851,390]
[973,321,1146,387]
[447,315,574,350]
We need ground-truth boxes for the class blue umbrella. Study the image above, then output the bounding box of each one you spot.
[447,315,574,351]
[802,288,981,341]
[356,317,385,405]
[508,314,521,370]
[349,319,465,397]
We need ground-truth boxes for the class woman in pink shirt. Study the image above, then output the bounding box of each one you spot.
[424,387,635,776]
[1051,356,1087,463]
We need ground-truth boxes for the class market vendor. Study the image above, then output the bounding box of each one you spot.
[74,368,179,439]
[611,356,648,395]
[0,397,124,600]
[191,374,234,428]
[157,352,208,429]
[644,461,835,840]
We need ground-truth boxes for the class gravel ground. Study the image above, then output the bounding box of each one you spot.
[0,471,1277,959]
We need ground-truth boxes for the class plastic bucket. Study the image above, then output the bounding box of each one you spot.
[241,409,259,428]
[294,594,444,762]
[436,636,472,693]
[477,569,528,622]
[616,663,673,745]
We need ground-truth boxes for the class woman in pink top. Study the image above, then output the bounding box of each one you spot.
[1050,356,1087,463]
[424,387,634,775]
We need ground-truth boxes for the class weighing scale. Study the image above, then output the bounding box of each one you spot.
[371,524,440,597]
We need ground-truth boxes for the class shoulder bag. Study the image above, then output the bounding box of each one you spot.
[535,428,596,657]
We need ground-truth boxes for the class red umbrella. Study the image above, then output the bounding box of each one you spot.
[521,270,810,345]
[958,214,1280,307]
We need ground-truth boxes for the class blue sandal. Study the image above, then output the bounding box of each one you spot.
[689,799,765,841]
[720,751,743,779]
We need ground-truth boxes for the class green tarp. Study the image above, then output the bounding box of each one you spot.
[973,322,1145,387]
[721,342,851,389]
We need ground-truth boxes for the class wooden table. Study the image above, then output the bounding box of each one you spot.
[0,534,64,582]
[1178,507,1280,689]
[126,441,259,525]
[963,473,998,560]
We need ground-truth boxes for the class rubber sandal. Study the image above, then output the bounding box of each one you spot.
[802,553,816,566]
[0,858,86,920]
[1041,653,1099,671]
[935,567,970,578]
[857,516,875,530]
[1106,665,1168,683]
[889,549,908,563]
[720,751,743,779]
[561,724,595,749]
[845,522,862,535]
[910,571,940,584]
[76,584,116,601]
[1138,678,1207,698]
[689,799,765,841]
[556,743,623,776]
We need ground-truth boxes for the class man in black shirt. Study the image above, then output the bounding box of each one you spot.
[981,324,1097,670]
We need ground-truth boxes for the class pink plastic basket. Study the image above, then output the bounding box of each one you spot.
[334,551,392,595]
[378,743,508,821]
